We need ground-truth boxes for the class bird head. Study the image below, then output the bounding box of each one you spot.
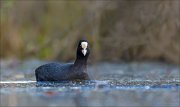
[77,40,90,58]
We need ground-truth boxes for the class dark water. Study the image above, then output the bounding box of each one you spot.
[0,60,180,107]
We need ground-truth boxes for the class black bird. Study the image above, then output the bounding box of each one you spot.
[35,40,90,81]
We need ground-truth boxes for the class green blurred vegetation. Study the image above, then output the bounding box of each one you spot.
[0,0,180,65]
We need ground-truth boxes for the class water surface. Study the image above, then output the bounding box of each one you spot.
[0,60,180,106]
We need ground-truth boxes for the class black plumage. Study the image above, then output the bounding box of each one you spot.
[35,40,90,81]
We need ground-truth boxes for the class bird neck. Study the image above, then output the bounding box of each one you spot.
[74,57,88,67]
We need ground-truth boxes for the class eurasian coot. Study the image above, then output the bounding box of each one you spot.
[35,40,90,81]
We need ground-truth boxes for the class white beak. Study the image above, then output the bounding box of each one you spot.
[81,42,88,56]
[82,49,87,56]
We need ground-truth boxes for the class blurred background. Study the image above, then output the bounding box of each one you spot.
[0,0,180,64]
[0,1,180,107]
